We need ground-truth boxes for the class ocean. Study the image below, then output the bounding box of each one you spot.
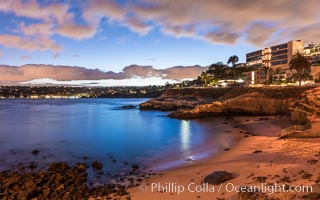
[0,98,241,182]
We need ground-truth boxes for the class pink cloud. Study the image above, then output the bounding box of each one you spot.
[20,22,53,36]
[84,0,127,22]
[131,0,320,45]
[205,30,239,45]
[56,22,97,40]
[161,25,197,38]
[0,0,72,24]
[122,18,152,35]
[291,23,320,44]
[245,23,276,46]
[0,34,61,52]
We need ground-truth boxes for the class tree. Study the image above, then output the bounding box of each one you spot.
[289,52,311,86]
[207,62,228,79]
[227,55,239,81]
[227,55,239,67]
[200,71,213,87]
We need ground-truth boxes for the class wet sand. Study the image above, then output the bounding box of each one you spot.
[129,116,320,200]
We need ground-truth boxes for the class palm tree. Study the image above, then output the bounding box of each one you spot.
[227,55,239,81]
[289,52,311,86]
[201,71,212,87]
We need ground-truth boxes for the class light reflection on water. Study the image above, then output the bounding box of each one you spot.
[180,120,191,150]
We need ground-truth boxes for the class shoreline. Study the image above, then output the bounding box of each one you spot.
[128,116,320,200]
[149,116,290,173]
[147,117,245,172]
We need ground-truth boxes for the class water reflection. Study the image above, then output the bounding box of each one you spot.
[180,120,191,155]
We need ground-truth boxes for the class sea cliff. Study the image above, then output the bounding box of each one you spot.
[139,87,315,119]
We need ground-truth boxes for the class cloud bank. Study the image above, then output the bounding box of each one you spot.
[0,64,206,86]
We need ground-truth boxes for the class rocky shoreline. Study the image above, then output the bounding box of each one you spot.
[0,160,155,200]
[140,87,316,119]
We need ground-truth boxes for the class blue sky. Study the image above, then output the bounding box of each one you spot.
[0,12,254,72]
[0,0,319,74]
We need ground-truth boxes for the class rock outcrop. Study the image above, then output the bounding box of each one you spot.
[169,91,297,119]
[139,88,234,111]
[140,86,315,119]
[139,97,203,111]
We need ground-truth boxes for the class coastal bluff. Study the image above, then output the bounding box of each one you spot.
[139,87,315,119]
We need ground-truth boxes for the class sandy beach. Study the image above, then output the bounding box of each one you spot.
[129,116,320,200]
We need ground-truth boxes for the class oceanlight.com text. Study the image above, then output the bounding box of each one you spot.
[138,182,313,195]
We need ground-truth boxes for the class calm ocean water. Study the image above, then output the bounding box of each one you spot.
[0,98,240,179]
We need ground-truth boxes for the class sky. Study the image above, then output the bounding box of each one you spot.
[0,0,319,85]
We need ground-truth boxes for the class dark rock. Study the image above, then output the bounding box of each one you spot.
[91,161,103,169]
[131,165,139,170]
[279,176,291,183]
[302,193,320,200]
[302,173,313,179]
[253,150,263,153]
[238,188,270,200]
[76,163,86,172]
[121,105,137,109]
[254,176,267,183]
[203,171,238,185]
[17,164,25,171]
[83,156,89,160]
[307,159,318,165]
[48,162,69,172]
[32,149,39,155]
[28,162,37,170]
[259,117,270,121]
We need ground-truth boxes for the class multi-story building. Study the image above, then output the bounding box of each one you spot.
[263,48,272,68]
[305,43,320,79]
[245,40,305,85]
[305,43,320,66]
[246,48,271,69]
[246,50,263,68]
[270,40,304,70]
[246,40,305,70]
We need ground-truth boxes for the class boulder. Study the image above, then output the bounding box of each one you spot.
[302,193,320,200]
[203,171,238,185]
[121,105,137,109]
[76,163,86,172]
[91,161,103,169]
[31,149,40,155]
[48,162,69,172]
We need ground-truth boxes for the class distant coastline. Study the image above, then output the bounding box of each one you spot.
[0,85,164,98]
